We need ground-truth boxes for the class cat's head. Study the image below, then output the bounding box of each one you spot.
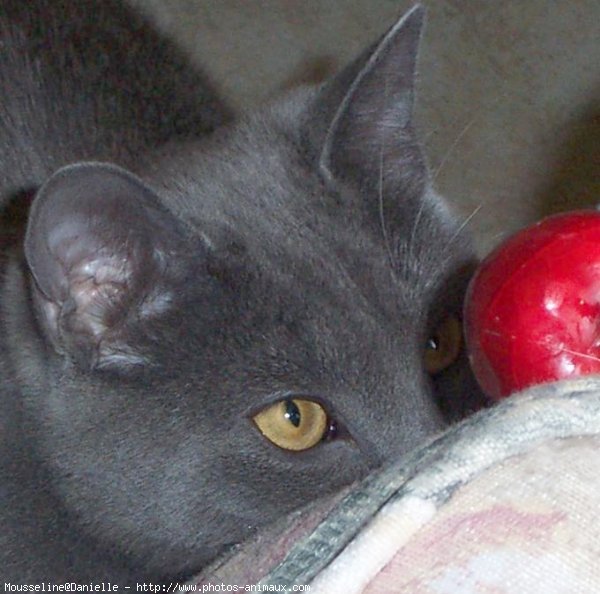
[19,6,483,578]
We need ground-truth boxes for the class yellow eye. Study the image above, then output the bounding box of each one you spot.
[424,315,462,374]
[253,398,328,451]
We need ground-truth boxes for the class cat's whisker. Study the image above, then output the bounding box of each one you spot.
[557,348,600,364]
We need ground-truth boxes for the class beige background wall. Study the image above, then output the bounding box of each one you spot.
[130,0,599,255]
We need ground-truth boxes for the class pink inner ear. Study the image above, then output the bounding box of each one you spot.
[24,162,187,369]
[68,254,132,339]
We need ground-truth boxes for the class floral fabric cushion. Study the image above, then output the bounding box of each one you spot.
[193,377,600,593]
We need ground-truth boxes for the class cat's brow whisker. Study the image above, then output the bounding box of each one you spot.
[432,92,505,183]
[488,230,510,246]
[377,75,398,275]
[422,129,438,143]
[428,202,485,289]
[432,115,479,182]
[407,197,427,266]
[378,139,397,275]
[443,202,485,254]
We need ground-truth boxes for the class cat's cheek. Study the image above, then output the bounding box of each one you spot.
[220,413,367,493]
[246,435,370,496]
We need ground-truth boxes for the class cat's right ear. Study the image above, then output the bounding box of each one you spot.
[306,5,426,192]
[24,162,192,370]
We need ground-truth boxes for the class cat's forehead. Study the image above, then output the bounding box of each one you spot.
[148,111,469,316]
[151,113,305,216]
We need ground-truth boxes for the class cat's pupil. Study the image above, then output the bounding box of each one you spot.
[427,336,439,351]
[284,400,301,427]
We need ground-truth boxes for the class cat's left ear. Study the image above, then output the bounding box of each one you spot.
[309,5,426,191]
[24,162,191,370]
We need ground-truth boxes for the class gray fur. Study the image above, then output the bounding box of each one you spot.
[0,0,484,583]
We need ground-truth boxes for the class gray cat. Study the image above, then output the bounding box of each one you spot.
[0,0,484,584]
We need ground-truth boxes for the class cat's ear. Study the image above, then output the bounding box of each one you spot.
[25,162,188,369]
[310,5,426,191]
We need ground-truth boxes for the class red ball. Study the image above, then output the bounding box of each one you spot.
[464,210,600,400]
